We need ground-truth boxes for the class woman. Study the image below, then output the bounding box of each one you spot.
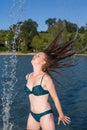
[25,30,75,130]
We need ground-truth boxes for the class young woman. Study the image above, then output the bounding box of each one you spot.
[25,30,75,130]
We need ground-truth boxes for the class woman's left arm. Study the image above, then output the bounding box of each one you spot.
[44,75,71,125]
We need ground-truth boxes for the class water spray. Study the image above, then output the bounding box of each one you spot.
[1,0,26,130]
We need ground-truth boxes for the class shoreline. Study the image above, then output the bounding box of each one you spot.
[0,52,35,55]
[0,52,87,56]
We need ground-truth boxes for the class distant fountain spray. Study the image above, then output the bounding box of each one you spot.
[1,0,26,130]
[1,55,17,130]
[1,27,18,130]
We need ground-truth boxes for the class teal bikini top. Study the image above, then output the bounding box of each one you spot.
[25,74,49,96]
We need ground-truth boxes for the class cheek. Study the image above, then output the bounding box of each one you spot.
[41,61,46,68]
[42,60,46,65]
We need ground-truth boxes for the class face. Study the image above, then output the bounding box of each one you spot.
[31,52,46,66]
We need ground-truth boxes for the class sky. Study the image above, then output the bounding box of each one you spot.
[0,0,87,31]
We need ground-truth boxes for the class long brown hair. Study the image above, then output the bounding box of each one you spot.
[42,30,76,72]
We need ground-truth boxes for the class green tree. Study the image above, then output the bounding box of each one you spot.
[0,30,14,51]
[64,20,77,33]
[79,26,85,33]
[45,18,57,28]
[48,20,63,36]
[20,19,38,51]
[82,30,87,52]
[31,35,42,51]
[84,23,87,30]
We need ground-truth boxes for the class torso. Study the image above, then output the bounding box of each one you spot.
[25,73,51,113]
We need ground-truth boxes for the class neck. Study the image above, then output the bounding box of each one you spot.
[33,66,44,76]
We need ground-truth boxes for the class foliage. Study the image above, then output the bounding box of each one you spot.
[20,41,28,53]
[64,20,77,33]
[78,26,85,33]
[0,18,87,53]
[31,33,52,51]
[31,35,42,51]
[19,19,38,50]
[0,46,8,52]
[47,19,64,36]
[45,18,57,28]
[0,30,14,51]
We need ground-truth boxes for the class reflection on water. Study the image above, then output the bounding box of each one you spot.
[0,55,87,130]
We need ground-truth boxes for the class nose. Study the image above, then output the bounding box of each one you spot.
[33,54,36,58]
[32,54,36,60]
[34,54,38,58]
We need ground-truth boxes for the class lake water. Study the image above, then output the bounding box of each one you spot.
[0,55,87,130]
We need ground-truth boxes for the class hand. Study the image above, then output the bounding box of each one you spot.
[58,115,71,125]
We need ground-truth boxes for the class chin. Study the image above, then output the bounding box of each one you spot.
[31,59,33,64]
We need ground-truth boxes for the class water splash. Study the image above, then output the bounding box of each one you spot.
[9,0,26,24]
[1,0,26,130]
[1,55,17,130]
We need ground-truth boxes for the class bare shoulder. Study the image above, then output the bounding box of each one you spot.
[44,73,54,85]
[44,73,52,80]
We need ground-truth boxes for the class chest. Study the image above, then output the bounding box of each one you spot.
[26,75,42,90]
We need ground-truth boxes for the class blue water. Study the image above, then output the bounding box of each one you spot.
[0,55,87,130]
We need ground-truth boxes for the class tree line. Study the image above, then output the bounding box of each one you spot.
[0,18,87,53]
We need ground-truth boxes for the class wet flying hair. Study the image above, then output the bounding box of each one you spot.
[42,30,76,72]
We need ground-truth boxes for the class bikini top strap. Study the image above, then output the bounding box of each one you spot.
[40,74,45,85]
